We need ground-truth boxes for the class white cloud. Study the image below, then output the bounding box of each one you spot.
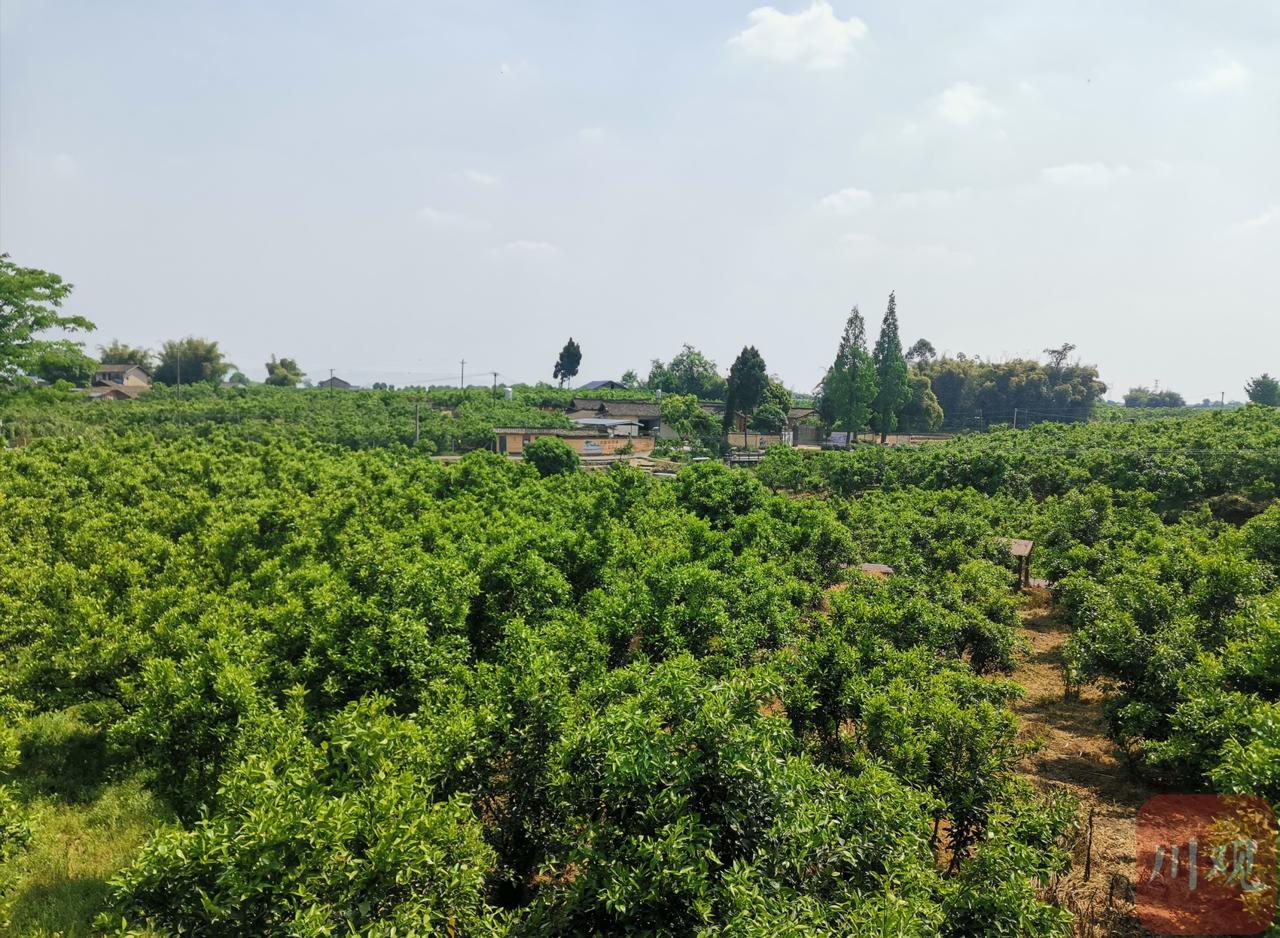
[936,82,1002,125]
[1040,161,1132,187]
[1230,205,1279,234]
[1181,61,1249,95]
[501,239,560,257]
[816,186,872,214]
[416,206,488,230]
[727,1,868,70]
[463,169,498,186]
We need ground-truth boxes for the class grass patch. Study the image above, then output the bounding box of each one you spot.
[2,776,169,937]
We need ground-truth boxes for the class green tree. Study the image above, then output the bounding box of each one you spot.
[819,306,877,436]
[659,393,719,451]
[1245,373,1280,406]
[620,368,640,389]
[264,355,305,387]
[872,292,910,442]
[750,379,792,433]
[646,344,727,400]
[905,338,936,371]
[0,254,95,382]
[30,341,97,385]
[723,346,768,432]
[1124,387,1185,408]
[898,373,944,432]
[154,337,231,386]
[98,340,156,372]
[524,436,580,476]
[553,338,582,388]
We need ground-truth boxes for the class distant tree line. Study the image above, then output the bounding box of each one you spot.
[6,253,1277,431]
[1124,387,1186,408]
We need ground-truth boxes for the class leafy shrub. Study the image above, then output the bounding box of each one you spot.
[523,437,580,476]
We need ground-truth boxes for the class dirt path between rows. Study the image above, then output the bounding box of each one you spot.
[1013,588,1156,937]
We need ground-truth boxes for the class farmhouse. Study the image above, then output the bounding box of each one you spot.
[578,379,628,391]
[494,426,655,457]
[85,385,146,401]
[93,363,151,388]
[567,398,664,436]
[317,376,353,389]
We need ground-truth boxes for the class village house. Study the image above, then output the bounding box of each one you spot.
[494,425,655,457]
[316,376,353,389]
[92,363,151,388]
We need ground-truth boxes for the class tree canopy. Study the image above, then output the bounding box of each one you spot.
[29,342,97,386]
[0,254,95,383]
[723,346,768,430]
[553,338,582,388]
[154,338,232,386]
[98,340,156,373]
[523,435,580,476]
[265,355,305,388]
[905,338,936,370]
[646,345,727,400]
[819,305,877,435]
[1246,373,1280,406]
[1124,387,1185,408]
[750,379,792,433]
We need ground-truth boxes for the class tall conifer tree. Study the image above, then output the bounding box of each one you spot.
[872,292,910,443]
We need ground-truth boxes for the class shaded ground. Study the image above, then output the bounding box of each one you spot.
[2,776,167,937]
[1013,588,1157,937]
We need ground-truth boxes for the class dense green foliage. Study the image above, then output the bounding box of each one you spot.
[758,406,1280,816]
[264,355,305,387]
[1,410,1084,934]
[154,337,232,386]
[723,346,768,430]
[1247,373,1280,407]
[646,345,728,401]
[921,355,1107,430]
[523,436,580,476]
[818,306,877,434]
[97,341,156,373]
[1123,386,1185,408]
[0,254,95,383]
[3,394,1277,934]
[0,384,580,454]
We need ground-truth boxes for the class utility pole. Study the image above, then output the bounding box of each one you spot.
[414,397,421,444]
[1012,407,1018,430]
[460,359,466,390]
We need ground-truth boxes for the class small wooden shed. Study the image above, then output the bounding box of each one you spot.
[1006,538,1035,588]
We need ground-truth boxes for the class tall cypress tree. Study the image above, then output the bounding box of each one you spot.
[871,292,910,443]
[820,306,877,437]
[723,346,768,432]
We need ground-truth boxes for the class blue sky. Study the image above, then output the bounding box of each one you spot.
[2,1,1277,398]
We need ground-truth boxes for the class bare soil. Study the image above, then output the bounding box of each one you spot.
[1013,588,1156,937]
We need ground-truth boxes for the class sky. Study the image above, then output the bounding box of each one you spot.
[2,0,1277,400]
